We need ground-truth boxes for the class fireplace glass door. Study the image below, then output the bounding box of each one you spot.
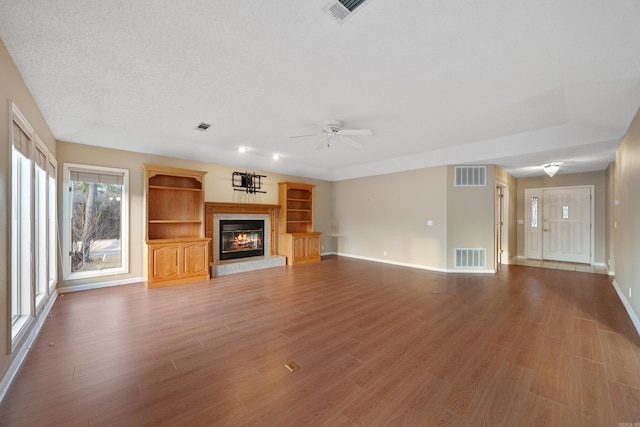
[220,220,264,260]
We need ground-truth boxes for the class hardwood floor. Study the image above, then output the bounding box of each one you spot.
[1,255,639,426]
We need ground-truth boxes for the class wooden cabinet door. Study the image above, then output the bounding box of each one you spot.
[306,234,321,258]
[182,241,208,277]
[293,236,307,260]
[150,243,181,281]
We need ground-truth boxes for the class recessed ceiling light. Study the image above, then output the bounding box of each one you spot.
[196,122,211,131]
[238,146,247,153]
[272,153,280,160]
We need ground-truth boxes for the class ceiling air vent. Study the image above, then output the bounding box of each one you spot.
[323,0,370,23]
[196,122,211,131]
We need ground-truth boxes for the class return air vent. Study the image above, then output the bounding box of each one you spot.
[323,0,370,23]
[454,248,486,269]
[454,166,486,187]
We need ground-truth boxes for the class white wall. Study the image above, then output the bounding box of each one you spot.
[333,167,449,270]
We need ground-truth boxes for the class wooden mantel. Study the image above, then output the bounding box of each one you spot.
[205,202,280,264]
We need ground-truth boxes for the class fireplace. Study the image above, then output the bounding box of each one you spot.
[219,220,265,260]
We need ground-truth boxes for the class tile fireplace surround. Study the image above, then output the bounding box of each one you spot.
[205,202,285,276]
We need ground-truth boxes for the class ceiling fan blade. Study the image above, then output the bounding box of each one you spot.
[338,135,363,148]
[290,132,325,139]
[316,136,330,150]
[337,129,372,136]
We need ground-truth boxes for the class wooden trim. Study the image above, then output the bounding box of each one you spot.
[205,202,280,263]
[141,163,207,183]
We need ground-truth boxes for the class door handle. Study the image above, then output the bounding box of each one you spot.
[543,229,549,232]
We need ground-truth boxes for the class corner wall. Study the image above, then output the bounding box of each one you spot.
[446,165,496,270]
[606,162,616,273]
[495,166,518,264]
[613,108,640,323]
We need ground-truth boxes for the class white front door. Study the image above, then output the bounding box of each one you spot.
[524,186,592,264]
[542,187,591,263]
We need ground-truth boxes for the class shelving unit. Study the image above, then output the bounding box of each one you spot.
[143,164,210,287]
[278,182,321,265]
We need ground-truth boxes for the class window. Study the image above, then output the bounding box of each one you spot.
[11,119,33,334]
[34,139,48,307]
[9,102,58,346]
[531,195,538,228]
[63,164,129,279]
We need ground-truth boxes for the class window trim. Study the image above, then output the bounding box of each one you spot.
[34,135,51,310]
[62,163,130,280]
[48,157,58,292]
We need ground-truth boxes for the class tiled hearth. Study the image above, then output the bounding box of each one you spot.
[213,255,286,276]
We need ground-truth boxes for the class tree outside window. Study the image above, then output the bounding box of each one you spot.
[66,165,128,277]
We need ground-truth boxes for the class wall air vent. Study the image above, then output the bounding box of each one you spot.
[323,0,370,23]
[454,248,487,269]
[454,166,486,187]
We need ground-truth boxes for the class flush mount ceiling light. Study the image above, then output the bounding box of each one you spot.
[543,163,562,177]
[238,146,247,153]
[272,153,280,160]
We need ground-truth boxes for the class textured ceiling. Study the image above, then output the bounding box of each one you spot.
[1,0,639,180]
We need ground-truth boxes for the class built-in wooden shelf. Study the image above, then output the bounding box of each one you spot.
[278,182,321,265]
[143,164,210,288]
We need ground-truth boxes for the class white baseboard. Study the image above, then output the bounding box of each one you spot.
[321,251,337,257]
[612,279,640,337]
[336,252,495,274]
[0,291,58,402]
[58,276,144,293]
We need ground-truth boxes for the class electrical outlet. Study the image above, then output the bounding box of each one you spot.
[427,220,433,226]
[630,288,633,298]
[383,251,387,257]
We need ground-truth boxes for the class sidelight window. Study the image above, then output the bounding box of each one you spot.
[531,195,538,228]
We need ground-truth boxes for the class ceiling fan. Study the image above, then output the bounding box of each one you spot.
[290,120,372,150]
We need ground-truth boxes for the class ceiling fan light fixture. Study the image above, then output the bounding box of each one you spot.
[543,163,561,177]
[290,119,371,150]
